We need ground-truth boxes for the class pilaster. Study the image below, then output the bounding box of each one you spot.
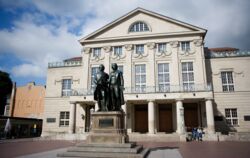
[170,41,180,87]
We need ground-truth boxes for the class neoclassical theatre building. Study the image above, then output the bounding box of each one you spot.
[42,8,250,140]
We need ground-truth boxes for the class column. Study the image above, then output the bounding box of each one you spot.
[205,99,215,133]
[124,44,133,88]
[170,41,180,87]
[176,99,185,134]
[148,100,155,134]
[155,104,159,132]
[94,101,98,112]
[127,103,134,133]
[122,102,127,129]
[76,104,84,133]
[147,43,156,90]
[69,102,76,134]
[82,48,90,89]
[84,106,91,132]
[103,46,111,74]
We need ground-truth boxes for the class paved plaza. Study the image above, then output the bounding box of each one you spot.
[0,139,250,158]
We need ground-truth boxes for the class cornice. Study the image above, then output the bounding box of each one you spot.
[80,31,205,45]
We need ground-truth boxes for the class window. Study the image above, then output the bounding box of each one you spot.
[135,64,146,93]
[129,21,149,32]
[114,46,122,56]
[47,118,56,123]
[181,41,190,51]
[225,108,238,126]
[221,71,234,92]
[110,64,123,74]
[91,67,99,89]
[59,111,69,126]
[93,48,101,57]
[182,62,194,91]
[158,63,170,92]
[62,79,72,96]
[158,43,167,52]
[135,44,144,54]
[118,65,123,74]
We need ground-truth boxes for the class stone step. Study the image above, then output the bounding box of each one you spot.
[129,133,180,142]
[57,148,150,158]
[76,142,136,148]
[67,145,142,153]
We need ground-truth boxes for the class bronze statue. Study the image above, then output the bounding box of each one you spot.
[109,63,125,111]
[94,64,109,111]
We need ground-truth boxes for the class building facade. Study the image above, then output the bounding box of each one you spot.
[9,82,45,119]
[42,8,250,140]
[205,49,250,134]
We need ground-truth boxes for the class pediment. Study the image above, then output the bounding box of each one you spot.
[79,8,206,44]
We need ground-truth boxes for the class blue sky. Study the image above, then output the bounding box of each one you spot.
[0,0,249,87]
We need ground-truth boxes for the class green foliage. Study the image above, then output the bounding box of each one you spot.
[0,71,13,96]
[0,71,13,114]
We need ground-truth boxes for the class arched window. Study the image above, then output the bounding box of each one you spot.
[129,21,149,32]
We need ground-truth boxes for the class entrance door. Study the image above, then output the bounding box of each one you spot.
[135,105,148,133]
[184,103,198,131]
[159,105,173,133]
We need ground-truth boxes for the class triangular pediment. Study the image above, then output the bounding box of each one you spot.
[79,8,206,44]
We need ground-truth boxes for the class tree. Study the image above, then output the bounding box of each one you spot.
[0,71,13,115]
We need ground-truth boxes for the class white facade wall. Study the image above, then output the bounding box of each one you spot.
[42,8,250,137]
[93,12,193,39]
[43,66,86,135]
[206,57,250,132]
[82,36,206,91]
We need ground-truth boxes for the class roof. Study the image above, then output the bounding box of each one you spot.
[64,57,82,62]
[204,47,250,59]
[79,7,207,44]
[208,47,239,52]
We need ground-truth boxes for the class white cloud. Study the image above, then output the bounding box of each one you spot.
[76,0,250,49]
[11,64,44,77]
[0,0,249,80]
[0,12,82,77]
[2,0,250,48]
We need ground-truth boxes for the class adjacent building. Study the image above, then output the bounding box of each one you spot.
[10,82,45,119]
[0,82,45,139]
[42,8,250,140]
[205,48,250,133]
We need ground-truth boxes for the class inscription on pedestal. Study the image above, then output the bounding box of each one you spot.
[99,118,114,128]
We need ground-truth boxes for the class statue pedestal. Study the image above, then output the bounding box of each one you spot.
[87,111,128,144]
[58,111,149,157]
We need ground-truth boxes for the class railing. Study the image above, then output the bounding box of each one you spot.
[48,60,82,68]
[71,88,95,96]
[70,84,212,96]
[206,50,250,58]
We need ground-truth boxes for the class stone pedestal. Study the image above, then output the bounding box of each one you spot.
[58,111,148,158]
[87,111,128,144]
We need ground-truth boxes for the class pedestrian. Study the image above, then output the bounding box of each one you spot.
[197,127,203,141]
[33,124,37,137]
[192,128,197,141]
[4,118,11,139]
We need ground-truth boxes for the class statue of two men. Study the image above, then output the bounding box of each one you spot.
[94,63,125,111]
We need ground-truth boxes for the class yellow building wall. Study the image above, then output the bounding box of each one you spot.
[12,82,45,119]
